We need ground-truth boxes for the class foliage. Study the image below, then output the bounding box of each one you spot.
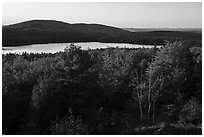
[2,41,202,135]
[178,98,202,126]
[50,113,89,135]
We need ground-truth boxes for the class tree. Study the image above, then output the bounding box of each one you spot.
[147,40,202,123]
[149,74,164,123]
[146,70,164,121]
[58,43,104,123]
[2,55,37,134]
[129,59,148,120]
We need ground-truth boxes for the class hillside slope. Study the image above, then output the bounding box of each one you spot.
[2,20,202,46]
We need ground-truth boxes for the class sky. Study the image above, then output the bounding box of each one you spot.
[2,2,202,28]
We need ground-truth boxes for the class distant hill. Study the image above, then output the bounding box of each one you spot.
[2,20,202,47]
[123,28,202,33]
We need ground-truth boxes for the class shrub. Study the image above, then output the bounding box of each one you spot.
[50,113,89,135]
[178,97,202,126]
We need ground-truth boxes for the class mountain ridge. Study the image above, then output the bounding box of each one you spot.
[2,20,202,47]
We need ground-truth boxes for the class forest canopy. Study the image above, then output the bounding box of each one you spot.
[2,40,202,135]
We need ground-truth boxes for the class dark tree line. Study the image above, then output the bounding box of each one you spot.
[2,40,202,135]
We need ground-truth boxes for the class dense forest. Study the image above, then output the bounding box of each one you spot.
[2,20,202,46]
[2,40,202,135]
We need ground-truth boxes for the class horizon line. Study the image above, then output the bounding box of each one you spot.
[2,19,202,29]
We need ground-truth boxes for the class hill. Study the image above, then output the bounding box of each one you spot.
[2,20,202,47]
[123,27,202,33]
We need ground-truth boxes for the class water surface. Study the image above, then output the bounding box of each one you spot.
[3,42,155,54]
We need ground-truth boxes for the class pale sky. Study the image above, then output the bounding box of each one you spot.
[2,2,202,28]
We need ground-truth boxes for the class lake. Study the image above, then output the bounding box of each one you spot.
[2,42,156,54]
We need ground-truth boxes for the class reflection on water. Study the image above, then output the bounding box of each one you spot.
[2,42,156,54]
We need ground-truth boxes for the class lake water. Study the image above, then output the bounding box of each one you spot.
[2,42,155,54]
